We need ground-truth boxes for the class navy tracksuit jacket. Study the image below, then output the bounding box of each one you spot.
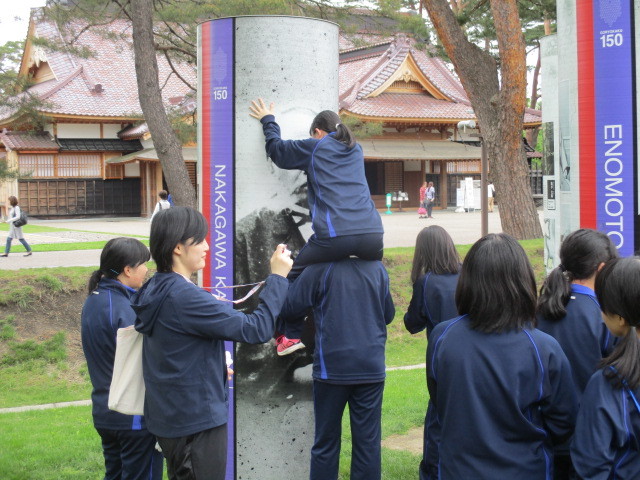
[427,316,577,480]
[132,272,289,439]
[572,369,640,480]
[403,271,459,480]
[537,284,614,401]
[81,278,146,431]
[404,272,459,337]
[279,259,395,382]
[260,115,383,239]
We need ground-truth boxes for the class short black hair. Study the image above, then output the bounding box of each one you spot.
[88,237,150,293]
[158,190,168,200]
[410,225,460,283]
[456,233,537,333]
[150,206,208,273]
[596,257,640,389]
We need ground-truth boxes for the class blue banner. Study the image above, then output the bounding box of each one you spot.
[593,0,635,255]
[202,17,236,479]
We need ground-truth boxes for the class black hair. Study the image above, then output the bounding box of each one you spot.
[410,225,460,283]
[150,206,208,273]
[456,233,537,333]
[158,190,168,200]
[88,237,150,293]
[309,110,356,148]
[537,229,618,321]
[596,257,640,390]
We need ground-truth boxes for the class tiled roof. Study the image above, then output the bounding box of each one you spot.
[57,138,143,152]
[344,93,476,120]
[118,123,149,140]
[0,131,59,151]
[339,36,542,125]
[2,16,194,122]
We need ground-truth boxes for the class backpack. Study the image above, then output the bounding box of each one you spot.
[13,209,28,228]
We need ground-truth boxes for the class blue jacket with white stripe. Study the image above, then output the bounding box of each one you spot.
[537,284,614,402]
[279,259,395,383]
[427,316,577,480]
[260,115,383,239]
[572,369,640,480]
[81,277,146,430]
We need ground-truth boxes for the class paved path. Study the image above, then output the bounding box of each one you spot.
[0,364,429,414]
[0,208,543,270]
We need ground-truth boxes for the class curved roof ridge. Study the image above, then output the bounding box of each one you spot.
[39,65,84,101]
[356,34,412,99]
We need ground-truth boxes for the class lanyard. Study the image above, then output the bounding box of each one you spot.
[203,281,266,304]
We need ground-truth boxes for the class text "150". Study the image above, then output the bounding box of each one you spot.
[600,33,623,48]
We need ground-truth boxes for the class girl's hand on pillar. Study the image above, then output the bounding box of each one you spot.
[249,98,275,120]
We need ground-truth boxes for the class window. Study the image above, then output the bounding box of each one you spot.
[57,153,101,177]
[19,154,55,177]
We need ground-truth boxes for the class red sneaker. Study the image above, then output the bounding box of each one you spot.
[276,335,305,356]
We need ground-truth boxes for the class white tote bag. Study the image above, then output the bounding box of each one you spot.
[108,325,145,415]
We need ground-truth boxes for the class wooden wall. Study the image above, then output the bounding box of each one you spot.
[18,178,141,217]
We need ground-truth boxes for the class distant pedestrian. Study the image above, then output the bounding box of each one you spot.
[150,190,171,223]
[487,181,495,212]
[1,196,32,257]
[425,182,435,218]
[81,237,163,480]
[418,182,427,218]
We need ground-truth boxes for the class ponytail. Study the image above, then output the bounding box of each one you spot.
[87,237,151,294]
[309,110,356,148]
[538,229,619,322]
[88,270,104,293]
[537,266,572,321]
[334,123,356,148]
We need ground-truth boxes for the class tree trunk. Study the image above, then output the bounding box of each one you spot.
[424,0,542,239]
[130,0,197,209]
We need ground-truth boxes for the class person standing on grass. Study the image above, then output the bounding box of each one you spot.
[132,206,292,480]
[81,237,163,480]
[427,233,577,479]
[572,257,640,479]
[403,225,460,480]
[536,228,619,480]
[278,258,395,480]
[1,196,32,257]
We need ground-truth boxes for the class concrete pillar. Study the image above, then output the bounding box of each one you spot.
[198,16,339,479]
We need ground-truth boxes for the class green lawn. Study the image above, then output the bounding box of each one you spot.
[0,240,545,479]
[0,223,149,252]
